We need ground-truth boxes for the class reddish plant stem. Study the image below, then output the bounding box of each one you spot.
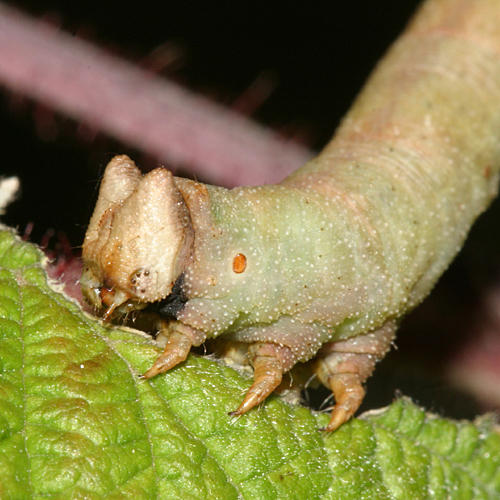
[0,3,312,186]
[446,287,500,410]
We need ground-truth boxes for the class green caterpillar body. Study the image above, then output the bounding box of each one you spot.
[176,181,384,361]
[81,0,500,430]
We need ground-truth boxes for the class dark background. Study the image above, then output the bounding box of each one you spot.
[1,0,498,419]
[1,0,421,244]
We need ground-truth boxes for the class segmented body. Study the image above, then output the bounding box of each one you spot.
[82,0,500,430]
[175,0,500,358]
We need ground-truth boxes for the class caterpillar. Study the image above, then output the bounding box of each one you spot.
[81,0,500,431]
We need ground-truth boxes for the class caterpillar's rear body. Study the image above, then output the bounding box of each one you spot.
[81,0,500,430]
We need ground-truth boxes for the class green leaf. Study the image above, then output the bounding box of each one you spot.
[0,228,498,499]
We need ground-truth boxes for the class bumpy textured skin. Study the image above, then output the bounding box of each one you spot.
[82,0,500,430]
[176,0,500,354]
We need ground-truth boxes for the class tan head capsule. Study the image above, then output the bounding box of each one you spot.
[81,155,194,314]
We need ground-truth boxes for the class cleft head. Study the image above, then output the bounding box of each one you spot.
[81,155,194,317]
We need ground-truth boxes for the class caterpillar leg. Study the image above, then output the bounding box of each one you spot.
[315,321,396,431]
[143,321,205,378]
[229,342,295,416]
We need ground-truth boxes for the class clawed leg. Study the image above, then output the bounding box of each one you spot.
[323,373,365,432]
[143,321,205,378]
[229,342,295,416]
[315,321,396,431]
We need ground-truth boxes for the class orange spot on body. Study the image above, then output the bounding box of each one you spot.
[232,253,247,273]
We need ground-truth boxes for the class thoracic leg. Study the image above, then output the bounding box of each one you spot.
[230,342,295,416]
[143,321,205,378]
[314,321,396,431]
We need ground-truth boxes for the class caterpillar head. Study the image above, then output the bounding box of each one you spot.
[81,155,193,319]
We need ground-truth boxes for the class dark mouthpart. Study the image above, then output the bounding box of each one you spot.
[145,274,187,319]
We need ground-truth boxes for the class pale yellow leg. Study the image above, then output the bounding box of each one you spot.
[315,321,396,431]
[142,321,205,378]
[229,342,293,416]
[324,373,366,432]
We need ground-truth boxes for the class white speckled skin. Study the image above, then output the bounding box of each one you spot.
[175,180,387,362]
[82,0,500,428]
[173,0,500,362]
